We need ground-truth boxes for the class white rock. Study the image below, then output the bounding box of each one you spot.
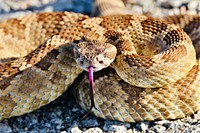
[71,126,82,133]
[60,131,67,133]
[188,0,200,9]
[136,122,149,131]
[111,125,128,133]
[83,127,103,133]
[151,125,166,132]
[187,10,197,14]
[130,5,143,14]
[157,0,190,7]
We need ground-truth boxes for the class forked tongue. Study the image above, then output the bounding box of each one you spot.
[89,66,94,95]
[81,66,99,120]
[88,66,99,111]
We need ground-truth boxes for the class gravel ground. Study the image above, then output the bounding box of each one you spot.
[0,0,200,132]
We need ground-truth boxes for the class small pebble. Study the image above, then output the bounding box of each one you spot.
[151,125,166,132]
[111,125,128,132]
[136,122,149,131]
[81,118,100,128]
[60,131,67,133]
[103,120,130,132]
[188,0,200,9]
[193,111,200,120]
[71,126,82,133]
[83,127,103,133]
[0,123,12,133]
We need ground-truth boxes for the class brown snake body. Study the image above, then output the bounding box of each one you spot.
[0,11,199,122]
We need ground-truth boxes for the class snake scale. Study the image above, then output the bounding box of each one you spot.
[0,9,200,123]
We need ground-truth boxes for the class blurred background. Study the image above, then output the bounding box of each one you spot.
[0,0,200,21]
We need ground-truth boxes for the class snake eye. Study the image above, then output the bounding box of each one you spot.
[80,61,84,65]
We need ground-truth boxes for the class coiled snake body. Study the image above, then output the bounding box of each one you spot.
[0,12,199,122]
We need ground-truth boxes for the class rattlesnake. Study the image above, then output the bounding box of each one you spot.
[0,9,200,123]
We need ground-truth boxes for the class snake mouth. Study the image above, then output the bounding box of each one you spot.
[87,65,98,72]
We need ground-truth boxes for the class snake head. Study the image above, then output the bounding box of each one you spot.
[73,38,117,72]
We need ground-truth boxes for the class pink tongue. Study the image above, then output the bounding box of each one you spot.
[80,66,99,119]
[88,66,94,94]
[80,66,97,119]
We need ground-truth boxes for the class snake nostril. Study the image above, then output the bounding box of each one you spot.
[76,54,80,58]
[99,61,103,64]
